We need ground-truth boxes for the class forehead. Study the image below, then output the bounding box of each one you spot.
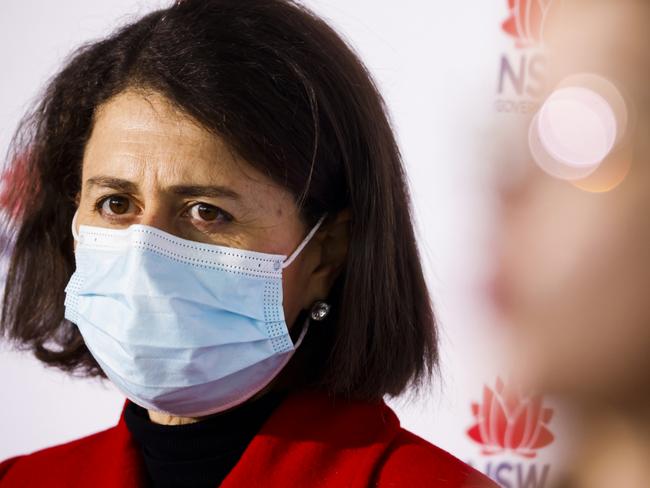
[83,89,235,178]
[81,89,295,203]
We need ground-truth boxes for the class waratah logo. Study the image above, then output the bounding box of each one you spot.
[467,378,554,458]
[502,0,554,48]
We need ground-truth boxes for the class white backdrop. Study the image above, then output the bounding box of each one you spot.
[0,2,565,486]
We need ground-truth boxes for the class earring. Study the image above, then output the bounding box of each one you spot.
[310,300,331,321]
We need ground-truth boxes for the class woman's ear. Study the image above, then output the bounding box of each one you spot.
[301,208,351,309]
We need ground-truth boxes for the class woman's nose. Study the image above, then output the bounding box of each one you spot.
[137,205,179,237]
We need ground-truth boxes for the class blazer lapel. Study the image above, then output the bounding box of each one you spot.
[220,389,401,488]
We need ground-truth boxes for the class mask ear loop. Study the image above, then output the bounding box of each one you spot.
[293,311,312,349]
[281,213,327,269]
[71,210,80,242]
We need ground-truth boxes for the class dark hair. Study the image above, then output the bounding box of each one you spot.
[1,0,437,400]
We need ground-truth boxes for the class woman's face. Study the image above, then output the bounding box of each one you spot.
[493,0,650,405]
[495,159,650,404]
[76,88,328,330]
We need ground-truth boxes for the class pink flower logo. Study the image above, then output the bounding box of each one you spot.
[0,150,36,220]
[502,0,554,48]
[467,378,554,458]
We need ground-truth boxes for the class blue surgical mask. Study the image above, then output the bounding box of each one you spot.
[64,212,326,417]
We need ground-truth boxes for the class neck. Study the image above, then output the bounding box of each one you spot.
[148,411,200,425]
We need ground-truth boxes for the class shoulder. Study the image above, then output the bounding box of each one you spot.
[0,426,113,481]
[0,421,142,487]
[375,428,498,488]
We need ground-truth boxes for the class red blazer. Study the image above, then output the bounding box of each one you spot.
[0,389,496,487]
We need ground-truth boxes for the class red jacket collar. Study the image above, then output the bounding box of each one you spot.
[221,389,401,487]
[119,388,401,486]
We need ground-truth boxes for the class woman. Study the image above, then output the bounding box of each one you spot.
[493,0,650,486]
[0,1,494,487]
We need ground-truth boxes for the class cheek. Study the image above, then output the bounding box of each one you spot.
[280,261,310,330]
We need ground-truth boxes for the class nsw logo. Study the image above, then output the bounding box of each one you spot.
[502,0,554,48]
[495,0,559,113]
[467,378,554,458]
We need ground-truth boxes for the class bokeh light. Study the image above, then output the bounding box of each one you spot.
[528,74,630,189]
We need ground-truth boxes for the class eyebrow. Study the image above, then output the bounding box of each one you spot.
[85,176,242,200]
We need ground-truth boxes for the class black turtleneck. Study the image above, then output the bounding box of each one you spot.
[123,392,286,488]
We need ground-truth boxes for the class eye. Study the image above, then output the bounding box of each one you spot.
[188,202,233,223]
[98,195,132,216]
